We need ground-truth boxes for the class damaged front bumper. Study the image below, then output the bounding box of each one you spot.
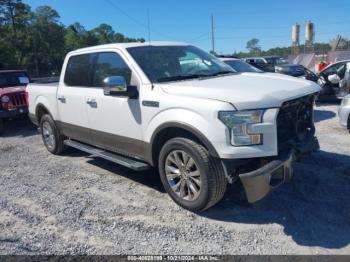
[237,136,319,203]
[239,152,294,203]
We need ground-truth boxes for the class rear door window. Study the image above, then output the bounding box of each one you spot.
[64,54,95,87]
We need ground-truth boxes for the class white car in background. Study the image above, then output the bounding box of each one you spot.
[218,57,262,73]
[339,95,350,131]
[317,60,350,101]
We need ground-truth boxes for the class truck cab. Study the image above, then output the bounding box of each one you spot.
[0,70,30,133]
[27,42,321,211]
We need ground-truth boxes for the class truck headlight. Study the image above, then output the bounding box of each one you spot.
[218,110,264,146]
[1,96,10,103]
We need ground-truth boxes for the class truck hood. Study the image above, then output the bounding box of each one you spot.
[0,85,26,96]
[159,73,321,110]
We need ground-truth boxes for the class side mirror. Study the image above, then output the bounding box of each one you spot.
[103,76,138,99]
[328,74,341,84]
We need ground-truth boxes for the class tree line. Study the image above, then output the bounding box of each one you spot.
[237,38,348,58]
[0,0,145,76]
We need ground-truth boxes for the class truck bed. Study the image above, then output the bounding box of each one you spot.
[30,82,59,87]
[26,82,59,121]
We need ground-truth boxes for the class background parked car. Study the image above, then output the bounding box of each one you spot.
[317,60,350,101]
[218,56,262,73]
[0,70,30,134]
[244,56,309,77]
[300,66,320,82]
[338,95,350,131]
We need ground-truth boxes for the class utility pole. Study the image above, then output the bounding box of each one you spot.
[211,14,215,54]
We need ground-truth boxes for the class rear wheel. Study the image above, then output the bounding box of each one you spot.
[40,114,66,154]
[158,137,227,212]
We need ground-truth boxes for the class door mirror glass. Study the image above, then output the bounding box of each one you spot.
[328,74,341,84]
[103,76,127,95]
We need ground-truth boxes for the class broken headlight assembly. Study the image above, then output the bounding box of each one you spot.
[218,110,264,146]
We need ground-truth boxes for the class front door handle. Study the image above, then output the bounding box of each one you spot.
[86,98,97,108]
[57,96,66,103]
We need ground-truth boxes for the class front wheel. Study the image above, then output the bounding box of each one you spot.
[158,137,227,212]
[40,114,66,155]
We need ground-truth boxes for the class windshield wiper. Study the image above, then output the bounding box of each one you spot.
[156,74,206,83]
[156,71,235,83]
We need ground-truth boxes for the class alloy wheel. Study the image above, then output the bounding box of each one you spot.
[42,121,56,150]
[165,150,201,201]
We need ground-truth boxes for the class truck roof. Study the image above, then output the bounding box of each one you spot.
[69,41,189,55]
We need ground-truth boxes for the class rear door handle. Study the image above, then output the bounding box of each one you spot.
[57,96,66,103]
[86,98,97,107]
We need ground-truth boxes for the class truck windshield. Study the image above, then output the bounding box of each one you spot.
[127,45,235,83]
[0,71,30,88]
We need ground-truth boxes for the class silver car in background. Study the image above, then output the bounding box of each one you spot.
[218,57,262,73]
[339,95,350,131]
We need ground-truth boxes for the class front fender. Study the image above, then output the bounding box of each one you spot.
[144,108,222,145]
[143,108,231,165]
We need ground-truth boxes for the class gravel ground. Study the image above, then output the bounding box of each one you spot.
[0,104,349,255]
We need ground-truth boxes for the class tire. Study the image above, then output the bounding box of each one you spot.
[158,137,227,212]
[40,114,66,154]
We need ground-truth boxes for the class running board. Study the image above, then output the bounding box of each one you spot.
[63,140,150,171]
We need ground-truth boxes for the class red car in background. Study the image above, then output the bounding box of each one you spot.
[0,70,30,133]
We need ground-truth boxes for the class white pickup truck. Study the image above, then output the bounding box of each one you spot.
[27,42,321,211]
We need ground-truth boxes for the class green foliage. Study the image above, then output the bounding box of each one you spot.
[246,38,261,55]
[0,0,145,76]
[234,41,332,58]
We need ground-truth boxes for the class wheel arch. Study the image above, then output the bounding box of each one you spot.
[35,103,53,124]
[148,122,219,166]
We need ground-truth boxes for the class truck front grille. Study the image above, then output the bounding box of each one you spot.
[277,94,315,150]
[11,93,27,107]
